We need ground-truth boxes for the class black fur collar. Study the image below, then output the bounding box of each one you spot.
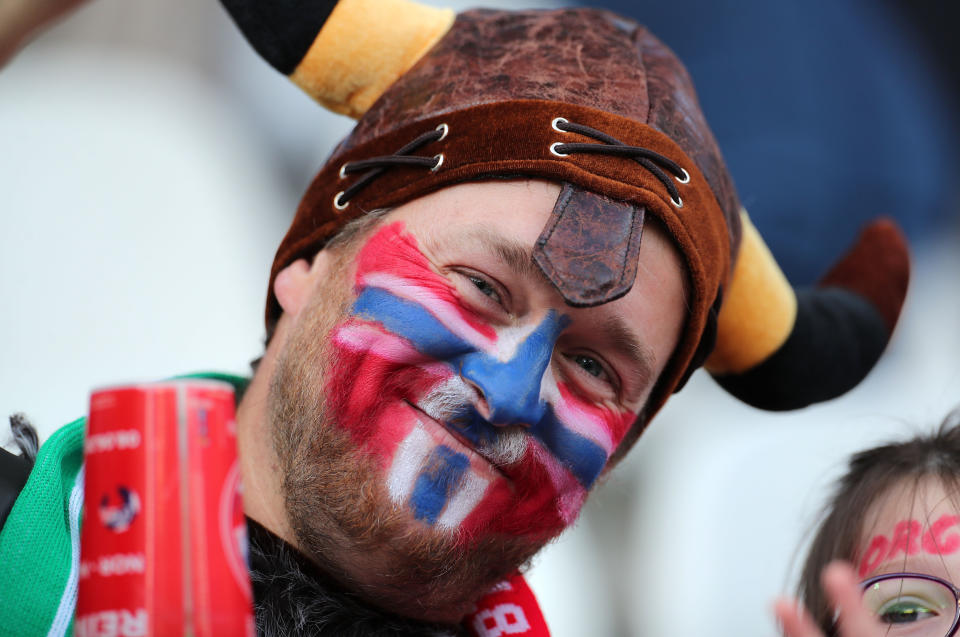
[247,518,464,636]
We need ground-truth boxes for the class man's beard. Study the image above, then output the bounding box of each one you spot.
[265,244,543,623]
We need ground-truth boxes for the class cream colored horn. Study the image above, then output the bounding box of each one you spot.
[290,0,454,118]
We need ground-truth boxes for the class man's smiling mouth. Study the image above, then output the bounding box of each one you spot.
[404,400,512,482]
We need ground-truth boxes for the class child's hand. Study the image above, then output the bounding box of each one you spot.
[774,562,885,637]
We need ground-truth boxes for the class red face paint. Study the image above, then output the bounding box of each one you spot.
[859,535,890,578]
[352,222,497,343]
[886,519,922,560]
[922,514,960,555]
[552,381,634,457]
[322,222,638,543]
[858,514,960,577]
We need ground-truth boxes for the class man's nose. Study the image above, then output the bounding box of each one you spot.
[459,313,563,426]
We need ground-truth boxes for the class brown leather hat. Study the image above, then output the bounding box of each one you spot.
[223,0,910,436]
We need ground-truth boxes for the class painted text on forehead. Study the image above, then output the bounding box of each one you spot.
[323,221,639,538]
[859,513,960,578]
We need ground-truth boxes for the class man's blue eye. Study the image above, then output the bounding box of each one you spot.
[573,354,604,378]
[469,275,501,303]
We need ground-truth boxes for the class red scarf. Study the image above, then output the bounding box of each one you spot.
[464,573,551,636]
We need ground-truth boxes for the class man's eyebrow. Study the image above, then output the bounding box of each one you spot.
[598,314,656,395]
[451,226,554,289]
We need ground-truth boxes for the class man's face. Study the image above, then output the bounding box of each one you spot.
[268,180,686,617]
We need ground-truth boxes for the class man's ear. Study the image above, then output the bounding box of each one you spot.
[273,251,332,318]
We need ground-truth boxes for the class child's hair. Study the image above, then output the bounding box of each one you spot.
[799,409,960,634]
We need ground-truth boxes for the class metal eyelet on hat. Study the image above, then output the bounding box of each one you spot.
[675,168,690,184]
[549,142,569,157]
[435,123,449,141]
[431,153,444,171]
[339,163,349,179]
[551,117,569,132]
[333,191,349,210]
[671,195,683,208]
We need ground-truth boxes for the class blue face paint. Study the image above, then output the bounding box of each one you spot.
[352,287,475,360]
[528,410,608,487]
[352,286,609,489]
[410,445,469,524]
[353,288,565,428]
[459,313,567,425]
[448,404,608,488]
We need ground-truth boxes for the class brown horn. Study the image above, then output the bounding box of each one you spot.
[708,216,909,410]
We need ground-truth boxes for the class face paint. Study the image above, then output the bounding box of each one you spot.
[323,221,637,542]
[859,534,890,578]
[858,514,960,577]
[887,519,922,560]
[923,514,960,555]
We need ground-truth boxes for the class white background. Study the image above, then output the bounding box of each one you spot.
[1,1,958,635]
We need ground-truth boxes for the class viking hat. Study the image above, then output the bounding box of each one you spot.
[222,0,909,442]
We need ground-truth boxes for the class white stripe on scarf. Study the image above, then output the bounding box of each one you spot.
[47,464,84,637]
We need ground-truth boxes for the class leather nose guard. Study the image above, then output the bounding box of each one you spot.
[533,183,646,308]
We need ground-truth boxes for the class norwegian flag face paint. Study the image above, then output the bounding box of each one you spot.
[324,222,637,542]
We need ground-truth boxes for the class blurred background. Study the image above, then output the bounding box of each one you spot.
[1,0,958,634]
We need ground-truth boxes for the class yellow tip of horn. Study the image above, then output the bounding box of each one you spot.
[705,210,798,375]
[290,0,455,118]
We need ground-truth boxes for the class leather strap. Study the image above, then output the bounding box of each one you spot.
[533,183,645,307]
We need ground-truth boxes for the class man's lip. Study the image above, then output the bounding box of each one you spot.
[404,400,509,481]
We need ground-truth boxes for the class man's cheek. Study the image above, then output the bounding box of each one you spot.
[326,320,451,462]
[353,221,497,349]
[535,378,636,489]
[552,382,635,459]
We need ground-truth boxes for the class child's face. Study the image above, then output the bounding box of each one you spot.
[856,478,960,635]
